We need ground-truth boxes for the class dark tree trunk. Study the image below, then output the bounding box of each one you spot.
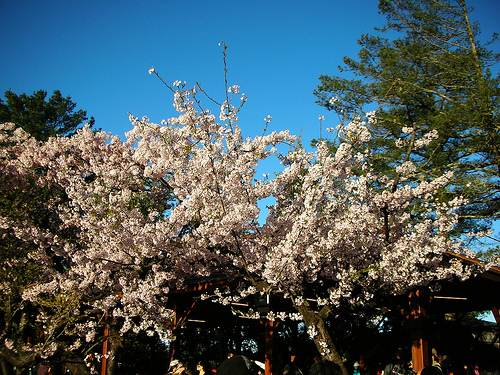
[0,349,36,375]
[294,302,349,375]
[0,358,12,375]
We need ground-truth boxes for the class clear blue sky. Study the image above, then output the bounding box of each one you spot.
[1,0,499,146]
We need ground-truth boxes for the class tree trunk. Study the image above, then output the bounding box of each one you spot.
[0,349,36,375]
[461,0,500,176]
[0,358,12,375]
[294,302,348,375]
[103,324,122,375]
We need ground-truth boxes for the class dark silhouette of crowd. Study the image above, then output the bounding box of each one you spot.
[165,346,493,375]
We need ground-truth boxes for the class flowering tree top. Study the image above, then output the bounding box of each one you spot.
[0,72,485,362]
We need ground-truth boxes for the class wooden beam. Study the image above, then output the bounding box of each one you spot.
[492,306,500,325]
[261,319,279,375]
[408,290,429,373]
[410,331,428,373]
[168,299,199,362]
[174,299,198,329]
[101,323,109,375]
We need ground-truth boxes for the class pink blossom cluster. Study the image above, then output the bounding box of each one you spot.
[0,83,479,352]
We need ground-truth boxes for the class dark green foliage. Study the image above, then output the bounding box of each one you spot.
[0,89,94,141]
[315,0,500,248]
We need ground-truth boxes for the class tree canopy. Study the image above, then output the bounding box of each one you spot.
[0,89,94,141]
[1,72,485,375]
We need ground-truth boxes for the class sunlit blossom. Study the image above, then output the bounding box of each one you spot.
[0,78,479,361]
[329,96,339,105]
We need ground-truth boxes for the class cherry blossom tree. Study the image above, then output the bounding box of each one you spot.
[1,68,485,375]
[0,123,141,373]
[0,76,294,372]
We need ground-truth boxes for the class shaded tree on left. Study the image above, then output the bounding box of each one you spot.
[0,119,176,375]
[0,90,94,375]
[0,89,94,141]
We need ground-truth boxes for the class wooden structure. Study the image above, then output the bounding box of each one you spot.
[407,254,500,372]
[100,256,500,375]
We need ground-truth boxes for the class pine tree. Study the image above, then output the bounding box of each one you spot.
[0,89,94,141]
[315,0,500,245]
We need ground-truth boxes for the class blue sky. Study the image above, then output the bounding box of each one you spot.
[1,0,498,147]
